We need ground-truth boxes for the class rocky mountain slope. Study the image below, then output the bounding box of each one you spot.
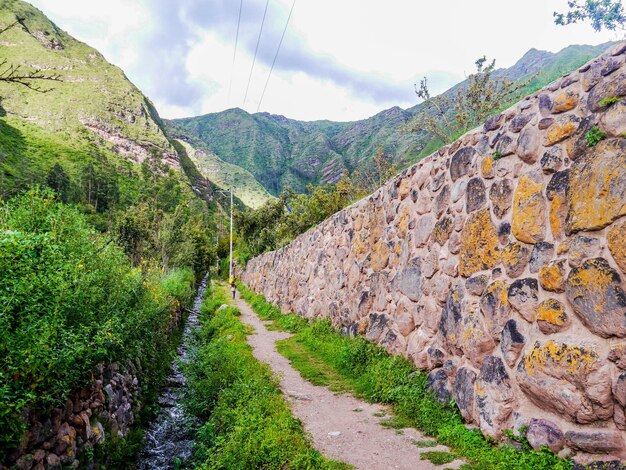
[171,42,615,196]
[0,0,227,207]
[0,1,178,161]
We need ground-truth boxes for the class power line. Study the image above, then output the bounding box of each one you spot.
[256,0,296,113]
[243,0,270,108]
[227,0,243,105]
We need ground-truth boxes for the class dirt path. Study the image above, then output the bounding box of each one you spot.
[234,294,464,470]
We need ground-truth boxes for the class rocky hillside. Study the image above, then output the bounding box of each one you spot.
[0,0,177,164]
[171,42,615,196]
[0,0,225,209]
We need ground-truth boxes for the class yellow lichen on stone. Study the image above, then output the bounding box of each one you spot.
[370,241,389,272]
[557,241,570,255]
[549,194,567,240]
[354,216,363,231]
[352,235,365,255]
[432,217,453,246]
[512,172,546,244]
[544,121,577,146]
[552,91,579,113]
[523,340,599,376]
[486,279,510,305]
[481,156,494,178]
[399,179,411,200]
[357,318,369,335]
[501,242,530,276]
[459,208,501,277]
[567,139,626,233]
[536,299,567,326]
[396,206,410,239]
[539,263,566,293]
[501,243,521,266]
[567,259,614,314]
[608,220,626,274]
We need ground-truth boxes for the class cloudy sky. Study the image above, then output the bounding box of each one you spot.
[28,0,623,121]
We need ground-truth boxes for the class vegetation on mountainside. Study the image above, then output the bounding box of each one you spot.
[0,191,198,457]
[181,285,348,469]
[554,0,625,31]
[174,137,273,210]
[0,2,173,156]
[173,43,613,198]
[238,285,572,470]
[0,2,238,466]
[0,19,61,91]
[409,56,532,144]
[234,146,396,262]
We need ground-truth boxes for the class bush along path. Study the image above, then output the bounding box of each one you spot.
[234,286,466,470]
[238,284,573,470]
[180,283,346,469]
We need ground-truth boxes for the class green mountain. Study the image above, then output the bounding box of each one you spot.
[171,42,615,197]
[165,125,273,209]
[0,0,228,209]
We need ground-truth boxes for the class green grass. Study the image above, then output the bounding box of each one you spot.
[276,338,351,393]
[182,284,350,469]
[421,451,458,465]
[380,415,412,429]
[414,440,439,448]
[176,139,273,210]
[238,284,572,470]
[598,96,622,107]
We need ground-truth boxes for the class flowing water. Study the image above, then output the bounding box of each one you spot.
[137,276,208,469]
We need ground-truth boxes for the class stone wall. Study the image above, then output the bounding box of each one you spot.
[242,41,626,463]
[5,305,187,469]
[6,363,139,469]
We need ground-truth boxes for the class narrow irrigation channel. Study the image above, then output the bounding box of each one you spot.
[137,276,208,469]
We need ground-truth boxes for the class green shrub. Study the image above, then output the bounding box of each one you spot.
[0,189,191,456]
[160,267,196,307]
[598,96,622,107]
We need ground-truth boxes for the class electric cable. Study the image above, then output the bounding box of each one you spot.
[227,0,243,105]
[256,0,296,112]
[243,0,270,107]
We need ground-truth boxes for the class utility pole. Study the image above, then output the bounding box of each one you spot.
[228,188,234,283]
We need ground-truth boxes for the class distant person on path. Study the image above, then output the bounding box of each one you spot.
[230,277,236,299]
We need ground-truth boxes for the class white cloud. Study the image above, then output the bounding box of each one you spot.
[27,0,625,121]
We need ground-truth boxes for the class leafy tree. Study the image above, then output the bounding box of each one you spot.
[80,162,119,213]
[116,203,154,264]
[554,0,626,31]
[351,145,398,196]
[409,57,530,144]
[46,163,71,202]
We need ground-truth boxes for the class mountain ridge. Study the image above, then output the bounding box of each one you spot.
[171,41,615,197]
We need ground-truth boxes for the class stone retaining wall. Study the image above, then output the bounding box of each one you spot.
[242,41,626,463]
[6,363,139,469]
[5,305,187,469]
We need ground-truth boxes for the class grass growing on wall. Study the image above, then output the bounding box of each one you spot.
[182,284,349,469]
[238,284,572,470]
